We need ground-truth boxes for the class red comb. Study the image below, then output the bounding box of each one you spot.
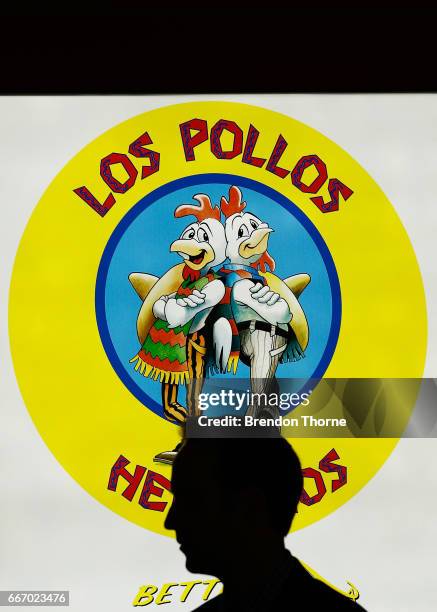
[174,194,220,221]
[221,186,246,218]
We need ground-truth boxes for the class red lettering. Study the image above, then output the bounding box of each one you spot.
[266,135,289,178]
[319,448,347,492]
[242,124,266,168]
[73,186,115,218]
[300,467,326,506]
[100,152,138,194]
[128,131,160,179]
[107,455,146,501]
[210,119,243,160]
[291,154,328,193]
[139,469,171,511]
[311,178,353,212]
[179,118,208,161]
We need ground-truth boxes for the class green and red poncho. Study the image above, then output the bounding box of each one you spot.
[130,268,219,384]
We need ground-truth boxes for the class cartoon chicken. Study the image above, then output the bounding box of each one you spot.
[210,186,310,418]
[129,193,226,425]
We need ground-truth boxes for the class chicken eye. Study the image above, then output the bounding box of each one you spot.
[238,225,249,239]
[198,228,209,243]
[182,228,196,239]
[250,219,258,229]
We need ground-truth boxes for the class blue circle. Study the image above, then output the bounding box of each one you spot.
[95,174,341,418]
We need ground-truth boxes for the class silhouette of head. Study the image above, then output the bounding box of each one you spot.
[165,436,303,577]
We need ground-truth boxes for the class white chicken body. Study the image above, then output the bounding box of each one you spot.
[223,208,292,328]
[214,186,295,419]
[158,208,227,330]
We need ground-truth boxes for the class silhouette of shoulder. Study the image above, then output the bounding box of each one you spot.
[193,555,367,611]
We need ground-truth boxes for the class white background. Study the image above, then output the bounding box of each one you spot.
[1,95,437,610]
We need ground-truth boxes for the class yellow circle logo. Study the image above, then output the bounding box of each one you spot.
[9,101,427,535]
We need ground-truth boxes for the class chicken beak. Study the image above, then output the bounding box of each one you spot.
[239,227,273,259]
[170,239,214,270]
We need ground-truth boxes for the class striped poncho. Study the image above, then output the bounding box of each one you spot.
[130,269,219,384]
